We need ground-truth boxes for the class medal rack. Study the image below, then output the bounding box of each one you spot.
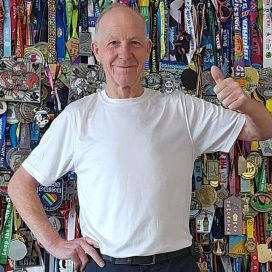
[0,0,272,271]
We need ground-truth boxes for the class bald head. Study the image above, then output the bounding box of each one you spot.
[94,4,147,42]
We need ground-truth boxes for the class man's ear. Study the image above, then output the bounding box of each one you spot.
[91,42,101,63]
[146,39,152,61]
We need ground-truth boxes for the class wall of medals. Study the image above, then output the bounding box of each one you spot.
[0,0,271,271]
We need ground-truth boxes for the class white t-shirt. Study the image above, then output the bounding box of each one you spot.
[22,88,245,257]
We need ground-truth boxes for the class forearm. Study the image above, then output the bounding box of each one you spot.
[238,97,272,141]
[8,167,63,251]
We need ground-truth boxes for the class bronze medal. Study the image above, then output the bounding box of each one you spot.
[196,185,218,206]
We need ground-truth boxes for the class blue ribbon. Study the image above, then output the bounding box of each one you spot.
[56,0,66,62]
[3,0,11,57]
[0,114,6,168]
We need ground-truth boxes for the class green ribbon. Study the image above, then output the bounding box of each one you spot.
[0,197,13,264]
[255,157,266,192]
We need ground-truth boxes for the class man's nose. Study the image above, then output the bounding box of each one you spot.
[117,43,132,59]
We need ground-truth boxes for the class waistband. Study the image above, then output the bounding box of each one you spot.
[101,247,192,265]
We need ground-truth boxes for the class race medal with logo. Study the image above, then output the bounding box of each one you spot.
[258,67,272,99]
[234,67,259,94]
[224,196,243,235]
[250,193,272,213]
[241,160,257,180]
[196,185,218,206]
[37,178,63,211]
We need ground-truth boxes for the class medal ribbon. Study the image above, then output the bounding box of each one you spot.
[0,197,13,265]
[263,0,272,67]
[241,0,251,66]
[48,0,57,64]
[71,3,79,39]
[0,114,6,168]
[25,0,34,46]
[0,0,3,57]
[15,0,25,57]
[184,0,196,65]
[10,0,16,46]
[255,157,267,193]
[3,0,11,57]
[64,201,77,272]
[45,62,62,112]
[158,0,165,60]
[80,0,88,32]
[193,1,205,97]
[56,0,66,62]
[150,0,160,73]
[65,0,73,60]
[233,0,245,77]
[92,0,100,17]
[249,0,262,65]
[203,0,217,69]
[219,152,229,188]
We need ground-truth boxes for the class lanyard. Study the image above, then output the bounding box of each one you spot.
[15,0,25,57]
[241,0,251,66]
[184,0,196,65]
[0,114,6,168]
[0,0,3,57]
[263,0,272,67]
[233,0,245,77]
[0,197,13,265]
[56,0,66,62]
[249,0,262,65]
[3,0,11,57]
[48,0,57,64]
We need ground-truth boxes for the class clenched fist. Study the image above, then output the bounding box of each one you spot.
[211,66,251,113]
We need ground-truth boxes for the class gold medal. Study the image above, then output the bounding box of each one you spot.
[196,185,218,206]
[241,160,257,180]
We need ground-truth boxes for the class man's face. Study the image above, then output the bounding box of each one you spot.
[92,8,152,91]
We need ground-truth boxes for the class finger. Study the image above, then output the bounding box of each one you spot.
[71,250,82,272]
[211,66,225,85]
[213,78,234,94]
[85,237,100,248]
[75,246,89,272]
[83,246,105,267]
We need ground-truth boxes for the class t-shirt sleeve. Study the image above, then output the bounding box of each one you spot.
[22,108,76,186]
[181,93,246,156]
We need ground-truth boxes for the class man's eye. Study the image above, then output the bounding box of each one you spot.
[108,41,118,46]
[131,40,141,46]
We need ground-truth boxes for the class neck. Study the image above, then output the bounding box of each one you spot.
[105,84,144,99]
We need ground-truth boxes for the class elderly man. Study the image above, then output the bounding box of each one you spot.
[8,4,272,272]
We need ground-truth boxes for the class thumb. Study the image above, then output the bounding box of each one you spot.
[211,66,225,84]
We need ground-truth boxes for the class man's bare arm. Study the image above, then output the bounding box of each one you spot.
[211,66,272,142]
[8,167,104,271]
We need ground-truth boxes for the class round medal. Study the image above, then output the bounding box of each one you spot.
[146,72,162,90]
[196,185,218,206]
[245,239,257,253]
[250,193,272,213]
[181,69,197,90]
[48,216,62,232]
[8,239,28,261]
